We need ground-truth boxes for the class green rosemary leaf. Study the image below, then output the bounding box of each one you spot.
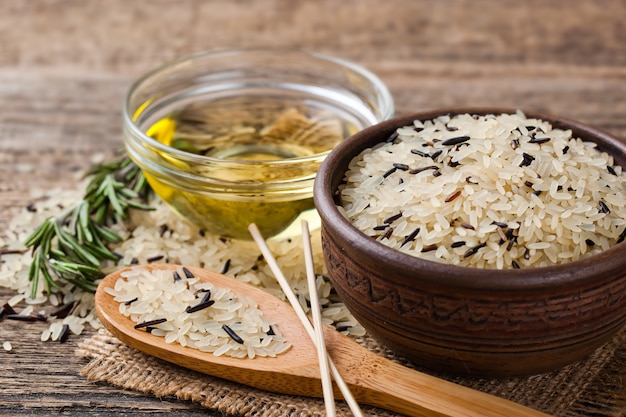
[118,187,139,199]
[49,251,102,278]
[89,222,122,245]
[133,172,150,195]
[27,248,60,298]
[78,201,91,235]
[27,248,42,298]
[39,219,56,257]
[73,204,94,244]
[64,277,99,293]
[61,231,101,267]
[98,176,125,219]
[48,259,80,275]
[23,154,154,294]
[127,201,155,211]
[83,239,119,262]
[39,260,54,296]
[23,218,54,248]
[40,259,59,293]
[93,204,108,225]
[86,191,107,213]
[68,205,79,234]
[49,259,102,277]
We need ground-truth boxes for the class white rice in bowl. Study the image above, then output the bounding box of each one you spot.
[338,111,626,269]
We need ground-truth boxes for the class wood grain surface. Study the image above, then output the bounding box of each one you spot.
[1,0,626,415]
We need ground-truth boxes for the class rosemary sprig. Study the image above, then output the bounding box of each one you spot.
[24,155,154,297]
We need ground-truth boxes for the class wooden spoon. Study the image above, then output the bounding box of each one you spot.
[95,264,549,417]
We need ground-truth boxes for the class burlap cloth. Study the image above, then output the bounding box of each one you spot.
[76,325,626,416]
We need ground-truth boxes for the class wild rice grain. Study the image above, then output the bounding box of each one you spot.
[58,324,70,343]
[421,244,438,253]
[386,131,399,143]
[2,303,16,316]
[134,318,167,329]
[0,248,27,255]
[51,302,75,318]
[445,190,461,203]
[520,153,535,167]
[441,135,470,146]
[6,314,44,322]
[124,297,138,306]
[222,324,244,344]
[464,242,487,258]
[185,299,215,313]
[382,167,397,178]
[430,150,443,161]
[507,236,518,251]
[199,290,212,304]
[599,200,610,214]
[383,213,402,224]
[409,165,438,174]
[220,259,231,274]
[496,226,508,242]
[381,227,394,240]
[529,136,550,144]
[400,228,420,247]
[411,149,429,157]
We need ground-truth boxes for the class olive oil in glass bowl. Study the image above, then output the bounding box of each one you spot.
[123,49,393,240]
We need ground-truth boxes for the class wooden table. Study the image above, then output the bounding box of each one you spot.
[1,1,625,415]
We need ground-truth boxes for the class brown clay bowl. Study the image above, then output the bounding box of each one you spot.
[313,108,626,377]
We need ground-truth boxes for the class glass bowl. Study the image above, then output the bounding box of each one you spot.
[123,48,393,240]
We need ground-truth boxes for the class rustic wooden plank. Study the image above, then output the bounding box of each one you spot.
[1,0,626,415]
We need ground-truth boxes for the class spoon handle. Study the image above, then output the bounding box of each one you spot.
[326,333,549,417]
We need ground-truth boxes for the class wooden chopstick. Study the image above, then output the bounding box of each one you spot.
[302,220,336,417]
[248,223,364,417]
